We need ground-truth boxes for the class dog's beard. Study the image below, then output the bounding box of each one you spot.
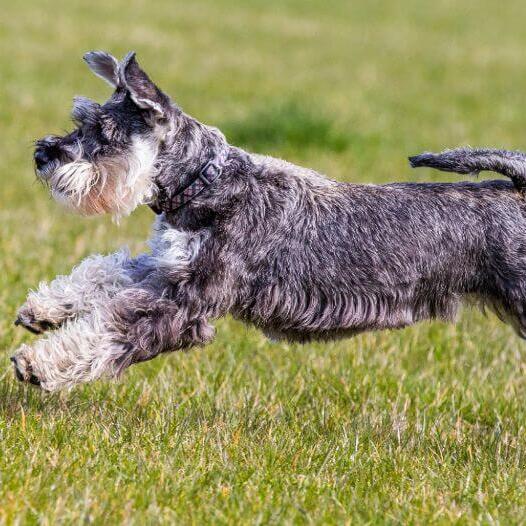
[47,137,157,219]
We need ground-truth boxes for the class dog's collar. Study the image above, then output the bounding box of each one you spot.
[150,153,227,214]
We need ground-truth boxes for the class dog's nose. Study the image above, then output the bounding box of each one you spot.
[34,149,51,170]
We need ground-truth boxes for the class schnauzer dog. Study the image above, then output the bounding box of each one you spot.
[12,51,526,390]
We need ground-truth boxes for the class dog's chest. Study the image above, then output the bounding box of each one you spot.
[149,216,207,275]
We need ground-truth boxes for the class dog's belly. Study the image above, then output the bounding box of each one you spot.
[236,274,463,341]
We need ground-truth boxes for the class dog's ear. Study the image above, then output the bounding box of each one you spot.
[119,52,171,119]
[83,51,120,87]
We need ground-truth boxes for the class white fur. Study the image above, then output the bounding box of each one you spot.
[13,224,206,390]
[150,216,206,278]
[117,136,158,215]
[14,249,159,390]
[15,304,128,391]
[18,250,134,327]
[50,136,157,219]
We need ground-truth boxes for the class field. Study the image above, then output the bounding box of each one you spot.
[3,0,526,523]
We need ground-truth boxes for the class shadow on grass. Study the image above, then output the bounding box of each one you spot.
[220,99,350,153]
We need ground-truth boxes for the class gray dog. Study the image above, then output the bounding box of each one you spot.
[12,51,526,390]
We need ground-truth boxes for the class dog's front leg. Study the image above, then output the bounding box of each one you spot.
[12,307,124,390]
[15,250,156,334]
[11,285,215,391]
[109,286,216,365]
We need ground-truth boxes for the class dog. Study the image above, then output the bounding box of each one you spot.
[11,50,526,390]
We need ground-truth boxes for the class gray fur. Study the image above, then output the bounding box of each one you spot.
[409,148,526,192]
[12,52,526,390]
[83,51,120,87]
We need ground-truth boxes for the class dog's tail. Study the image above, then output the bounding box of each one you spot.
[408,148,526,192]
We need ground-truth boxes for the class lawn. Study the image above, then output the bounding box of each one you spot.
[2,0,526,523]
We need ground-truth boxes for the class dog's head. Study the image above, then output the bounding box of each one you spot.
[34,51,176,218]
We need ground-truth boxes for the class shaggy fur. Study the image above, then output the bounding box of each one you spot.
[12,51,526,390]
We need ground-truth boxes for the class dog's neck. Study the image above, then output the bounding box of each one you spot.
[149,148,230,215]
[148,113,252,218]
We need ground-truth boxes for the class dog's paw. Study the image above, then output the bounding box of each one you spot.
[11,345,41,387]
[15,305,57,334]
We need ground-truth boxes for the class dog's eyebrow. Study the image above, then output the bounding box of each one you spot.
[71,97,101,124]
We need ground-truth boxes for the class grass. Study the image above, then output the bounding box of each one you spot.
[2,0,526,523]
[222,99,350,152]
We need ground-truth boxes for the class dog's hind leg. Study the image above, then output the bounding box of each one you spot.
[15,250,156,334]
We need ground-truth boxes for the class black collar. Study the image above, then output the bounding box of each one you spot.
[150,153,227,215]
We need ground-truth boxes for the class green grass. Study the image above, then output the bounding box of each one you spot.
[3,0,526,523]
